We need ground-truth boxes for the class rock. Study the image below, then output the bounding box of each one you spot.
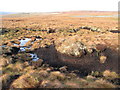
[51,71,61,76]
[46,67,53,72]
[57,39,86,57]
[87,48,93,53]
[86,75,96,81]
[99,55,107,63]
[59,66,67,72]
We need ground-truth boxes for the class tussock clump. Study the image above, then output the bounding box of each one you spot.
[10,70,40,88]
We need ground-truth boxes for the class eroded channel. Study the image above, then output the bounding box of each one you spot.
[1,37,119,76]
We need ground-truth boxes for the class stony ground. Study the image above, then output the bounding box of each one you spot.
[0,11,119,88]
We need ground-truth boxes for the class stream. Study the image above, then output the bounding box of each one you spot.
[14,38,41,61]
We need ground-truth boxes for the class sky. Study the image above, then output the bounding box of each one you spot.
[0,0,119,12]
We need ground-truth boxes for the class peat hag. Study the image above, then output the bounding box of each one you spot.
[35,44,119,76]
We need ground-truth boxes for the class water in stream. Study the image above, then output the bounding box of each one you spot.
[15,38,41,61]
[19,38,31,46]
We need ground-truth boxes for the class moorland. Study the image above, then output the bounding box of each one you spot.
[0,11,119,88]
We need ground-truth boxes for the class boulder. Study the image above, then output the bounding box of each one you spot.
[56,37,86,57]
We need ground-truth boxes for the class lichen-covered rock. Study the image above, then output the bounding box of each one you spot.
[56,36,86,57]
[59,66,67,72]
[86,75,97,81]
[99,55,107,63]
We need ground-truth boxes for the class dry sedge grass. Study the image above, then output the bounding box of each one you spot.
[2,11,117,31]
[1,11,119,88]
[10,70,39,88]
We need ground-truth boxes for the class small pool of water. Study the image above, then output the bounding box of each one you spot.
[19,47,31,52]
[0,45,7,47]
[19,38,31,46]
[13,43,19,46]
[29,53,39,61]
[18,38,41,61]
[2,38,42,61]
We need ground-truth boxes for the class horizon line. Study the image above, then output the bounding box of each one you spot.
[0,10,118,13]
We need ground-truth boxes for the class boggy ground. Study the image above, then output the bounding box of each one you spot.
[0,11,120,88]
